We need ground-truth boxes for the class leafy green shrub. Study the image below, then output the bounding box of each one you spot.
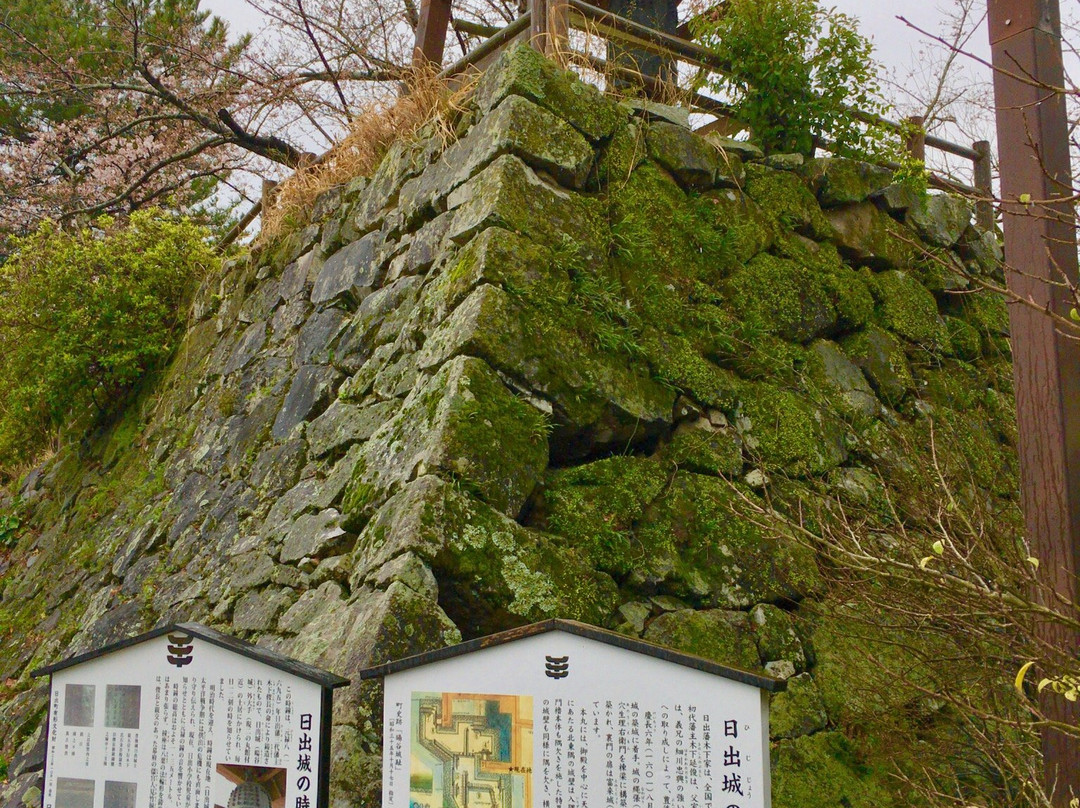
[0,211,215,471]
[693,0,889,157]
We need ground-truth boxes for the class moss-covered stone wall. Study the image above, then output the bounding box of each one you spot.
[0,44,1017,808]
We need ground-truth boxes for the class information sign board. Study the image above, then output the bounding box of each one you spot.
[33,623,347,808]
[361,619,783,808]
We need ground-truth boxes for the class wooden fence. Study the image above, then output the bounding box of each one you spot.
[418,0,995,229]
[217,0,995,252]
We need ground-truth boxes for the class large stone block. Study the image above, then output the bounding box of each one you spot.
[445,155,608,266]
[417,284,674,449]
[349,475,619,637]
[345,355,549,519]
[311,232,384,309]
[825,201,919,269]
[474,43,622,140]
[398,95,595,225]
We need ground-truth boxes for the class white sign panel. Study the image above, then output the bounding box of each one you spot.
[42,630,326,808]
[381,632,771,808]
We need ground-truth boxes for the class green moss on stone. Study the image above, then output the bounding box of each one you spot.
[770,673,828,739]
[632,472,823,606]
[541,455,670,573]
[739,382,847,476]
[473,43,622,141]
[744,163,835,240]
[772,732,895,808]
[871,270,949,351]
[663,420,743,477]
[643,608,760,670]
[840,327,914,409]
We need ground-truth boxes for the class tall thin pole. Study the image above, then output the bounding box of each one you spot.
[987,0,1080,802]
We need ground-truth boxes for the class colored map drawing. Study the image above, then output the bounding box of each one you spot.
[410,692,534,808]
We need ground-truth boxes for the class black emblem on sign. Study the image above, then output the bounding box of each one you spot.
[166,631,194,668]
[545,655,569,679]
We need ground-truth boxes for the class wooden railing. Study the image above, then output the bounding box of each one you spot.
[416,0,996,231]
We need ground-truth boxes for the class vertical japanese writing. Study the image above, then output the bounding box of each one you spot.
[295,712,314,808]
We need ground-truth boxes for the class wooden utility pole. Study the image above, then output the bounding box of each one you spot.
[987,0,1080,802]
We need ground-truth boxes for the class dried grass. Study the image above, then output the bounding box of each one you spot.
[261,65,475,240]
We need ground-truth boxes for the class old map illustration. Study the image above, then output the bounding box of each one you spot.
[410,693,533,808]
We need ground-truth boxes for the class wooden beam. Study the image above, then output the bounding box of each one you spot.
[529,0,569,59]
[414,0,453,67]
[987,0,1080,802]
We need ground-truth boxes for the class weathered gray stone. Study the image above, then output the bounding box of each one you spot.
[387,211,455,280]
[279,581,345,634]
[958,224,1003,275]
[280,508,351,564]
[446,155,608,266]
[826,202,919,269]
[616,601,653,634]
[804,157,893,207]
[248,438,306,495]
[370,552,439,600]
[622,98,690,128]
[238,280,282,325]
[311,184,344,222]
[647,121,732,190]
[703,134,764,161]
[840,327,915,408]
[873,181,923,215]
[307,399,397,459]
[347,356,548,518]
[331,277,421,375]
[830,467,884,507]
[350,476,618,635]
[474,43,622,140]
[271,364,341,439]
[808,340,879,416]
[309,554,351,587]
[232,587,295,632]
[416,284,673,442]
[296,308,349,366]
[906,193,973,247]
[223,321,267,376]
[311,232,384,309]
[762,152,804,170]
[224,551,276,593]
[400,96,594,225]
[765,660,797,680]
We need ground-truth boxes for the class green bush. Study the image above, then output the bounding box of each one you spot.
[693,0,889,157]
[0,210,215,471]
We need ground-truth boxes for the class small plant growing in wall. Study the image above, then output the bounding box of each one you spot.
[692,0,890,157]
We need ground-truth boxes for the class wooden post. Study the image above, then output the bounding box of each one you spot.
[973,139,994,231]
[987,0,1080,803]
[529,0,568,60]
[413,0,453,67]
[905,115,926,162]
